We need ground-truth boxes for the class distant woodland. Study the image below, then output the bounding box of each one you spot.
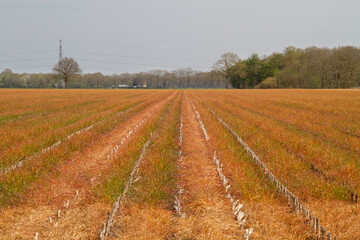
[1,46,359,89]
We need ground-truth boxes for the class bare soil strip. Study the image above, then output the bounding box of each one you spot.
[0,91,176,240]
[172,96,243,239]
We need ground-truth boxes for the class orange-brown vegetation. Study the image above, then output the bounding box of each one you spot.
[189,89,360,239]
[1,89,359,239]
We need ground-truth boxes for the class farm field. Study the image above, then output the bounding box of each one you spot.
[0,89,359,239]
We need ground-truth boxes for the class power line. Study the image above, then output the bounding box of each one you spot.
[0,57,58,63]
[62,40,230,54]
[77,58,210,69]
[0,40,214,72]
[81,66,128,72]
[0,41,58,46]
[65,50,213,62]
[8,65,53,69]
[0,50,58,56]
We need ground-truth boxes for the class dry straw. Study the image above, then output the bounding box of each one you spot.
[31,108,149,240]
[99,140,150,239]
[0,106,136,176]
[99,94,176,239]
[189,101,210,141]
[190,100,253,240]
[213,152,253,240]
[174,114,185,218]
[206,105,338,240]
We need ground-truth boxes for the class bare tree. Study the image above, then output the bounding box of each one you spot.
[1,68,13,74]
[213,52,239,88]
[53,57,81,89]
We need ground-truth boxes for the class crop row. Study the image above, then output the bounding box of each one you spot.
[0,90,177,239]
[199,90,360,197]
[0,90,164,169]
[189,89,360,238]
[97,93,181,239]
[0,91,173,207]
[189,100,253,239]
[206,103,335,239]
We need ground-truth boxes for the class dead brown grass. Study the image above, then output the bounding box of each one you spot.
[175,199,244,240]
[309,200,360,240]
[186,91,316,239]
[0,202,109,240]
[187,89,360,239]
[0,91,176,239]
[108,202,174,240]
[244,201,313,240]
[4,89,355,239]
[171,97,243,239]
[102,93,243,239]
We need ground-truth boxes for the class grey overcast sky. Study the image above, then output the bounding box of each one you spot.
[0,0,359,74]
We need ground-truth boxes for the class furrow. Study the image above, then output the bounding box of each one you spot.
[205,104,337,240]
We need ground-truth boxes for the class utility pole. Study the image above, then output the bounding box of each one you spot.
[59,39,64,88]
[59,39,62,62]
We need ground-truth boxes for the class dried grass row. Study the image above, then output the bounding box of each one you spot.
[190,99,253,239]
[205,104,337,239]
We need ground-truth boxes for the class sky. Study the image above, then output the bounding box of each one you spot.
[0,0,359,74]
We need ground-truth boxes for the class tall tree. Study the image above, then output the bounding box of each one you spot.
[213,52,239,89]
[229,61,247,88]
[53,57,81,89]
[244,53,263,87]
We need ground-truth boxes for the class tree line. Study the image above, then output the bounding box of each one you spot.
[215,46,360,89]
[1,46,359,89]
[0,67,226,89]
